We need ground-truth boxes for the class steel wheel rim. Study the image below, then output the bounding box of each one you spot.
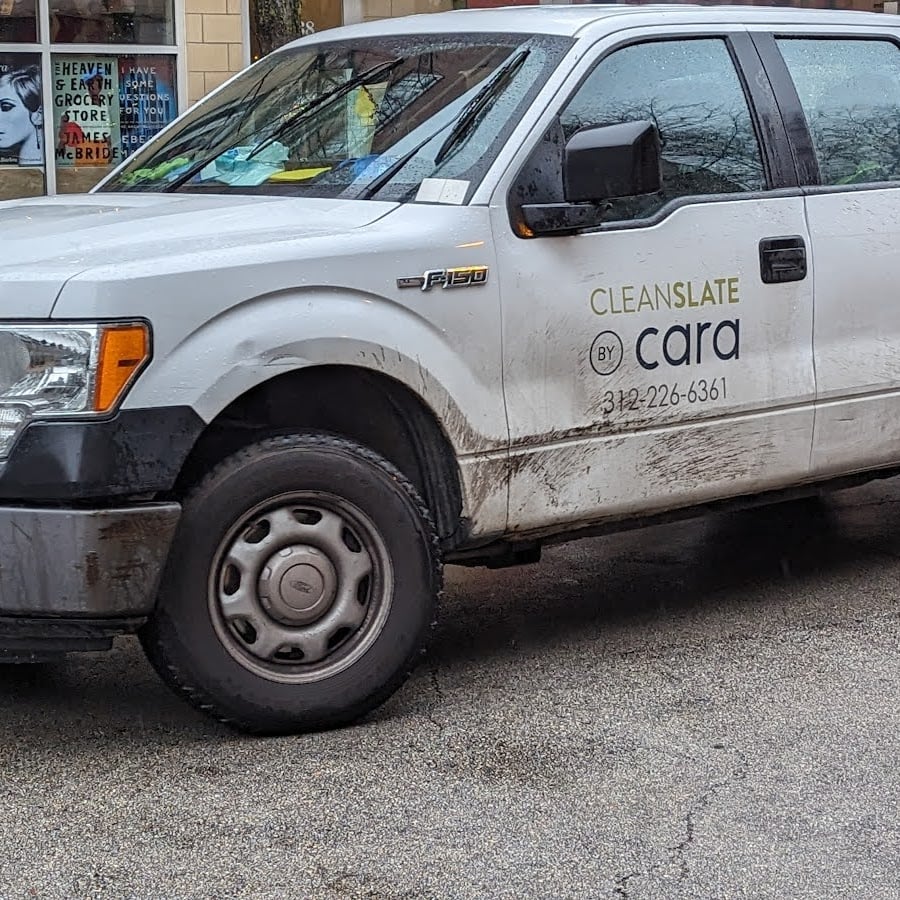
[208,490,394,684]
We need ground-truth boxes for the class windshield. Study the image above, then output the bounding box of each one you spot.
[99,32,571,201]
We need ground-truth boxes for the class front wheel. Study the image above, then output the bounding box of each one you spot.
[140,433,441,734]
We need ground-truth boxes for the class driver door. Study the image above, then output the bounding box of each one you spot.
[493,31,816,534]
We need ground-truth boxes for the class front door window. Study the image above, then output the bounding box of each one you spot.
[559,38,766,224]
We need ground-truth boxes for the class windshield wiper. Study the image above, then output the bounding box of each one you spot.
[359,48,530,201]
[432,48,529,167]
[357,120,455,200]
[246,58,403,163]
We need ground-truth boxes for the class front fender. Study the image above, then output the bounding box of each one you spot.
[121,287,506,457]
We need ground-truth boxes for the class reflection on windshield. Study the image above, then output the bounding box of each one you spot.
[99,33,571,201]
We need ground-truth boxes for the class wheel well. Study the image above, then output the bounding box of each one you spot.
[175,366,464,547]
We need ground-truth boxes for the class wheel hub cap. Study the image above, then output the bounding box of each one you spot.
[212,495,393,684]
[258,545,337,625]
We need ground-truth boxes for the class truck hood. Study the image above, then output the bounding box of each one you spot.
[0,192,397,318]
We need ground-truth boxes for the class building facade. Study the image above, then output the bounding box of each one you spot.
[0,0,886,201]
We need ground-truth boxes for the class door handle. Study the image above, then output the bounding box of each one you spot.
[760,236,807,284]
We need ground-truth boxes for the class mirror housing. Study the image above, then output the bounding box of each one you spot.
[564,120,661,204]
[518,120,662,237]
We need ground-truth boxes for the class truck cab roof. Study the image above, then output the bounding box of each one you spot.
[284,4,894,45]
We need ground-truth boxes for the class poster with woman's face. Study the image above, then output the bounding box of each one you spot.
[0,53,44,168]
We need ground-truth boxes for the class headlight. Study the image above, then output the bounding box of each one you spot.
[0,322,150,458]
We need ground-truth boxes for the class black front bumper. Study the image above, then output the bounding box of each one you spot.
[0,406,204,501]
[0,406,205,652]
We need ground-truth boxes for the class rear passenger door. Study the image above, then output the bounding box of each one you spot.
[754,30,900,478]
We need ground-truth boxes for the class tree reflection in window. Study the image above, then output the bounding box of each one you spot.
[560,39,765,222]
[778,39,900,187]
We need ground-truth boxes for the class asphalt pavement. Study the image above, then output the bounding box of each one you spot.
[2,480,900,898]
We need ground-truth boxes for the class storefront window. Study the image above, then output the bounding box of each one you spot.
[0,52,45,199]
[53,52,177,192]
[0,0,38,42]
[49,0,175,45]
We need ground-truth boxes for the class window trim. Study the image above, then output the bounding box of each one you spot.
[757,30,900,194]
[506,31,797,238]
[730,31,796,191]
[751,32,820,188]
[538,187,807,237]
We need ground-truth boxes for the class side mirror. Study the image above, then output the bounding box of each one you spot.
[564,120,662,204]
[518,120,662,237]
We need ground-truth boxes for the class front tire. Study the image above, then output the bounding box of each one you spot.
[140,432,441,734]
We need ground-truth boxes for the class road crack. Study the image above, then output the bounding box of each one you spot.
[610,746,748,897]
[667,747,748,883]
[613,870,640,898]
[422,664,446,732]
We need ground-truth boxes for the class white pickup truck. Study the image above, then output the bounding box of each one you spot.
[0,4,897,733]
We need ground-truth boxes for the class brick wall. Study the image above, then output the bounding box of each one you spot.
[186,0,246,105]
[357,0,454,21]
[0,167,43,201]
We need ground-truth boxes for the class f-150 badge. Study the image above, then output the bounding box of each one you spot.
[397,266,489,291]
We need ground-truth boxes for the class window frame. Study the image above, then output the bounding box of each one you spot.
[504,28,798,238]
[753,29,900,195]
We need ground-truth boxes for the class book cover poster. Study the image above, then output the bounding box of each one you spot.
[0,53,44,167]
[118,56,177,160]
[53,57,122,168]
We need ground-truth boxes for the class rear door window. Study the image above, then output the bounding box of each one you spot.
[777,38,900,186]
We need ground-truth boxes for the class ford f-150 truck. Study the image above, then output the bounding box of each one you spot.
[1,4,897,733]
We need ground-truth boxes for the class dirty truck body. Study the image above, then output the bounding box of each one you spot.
[0,5,896,732]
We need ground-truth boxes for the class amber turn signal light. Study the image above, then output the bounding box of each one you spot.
[514,219,535,239]
[94,323,150,413]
